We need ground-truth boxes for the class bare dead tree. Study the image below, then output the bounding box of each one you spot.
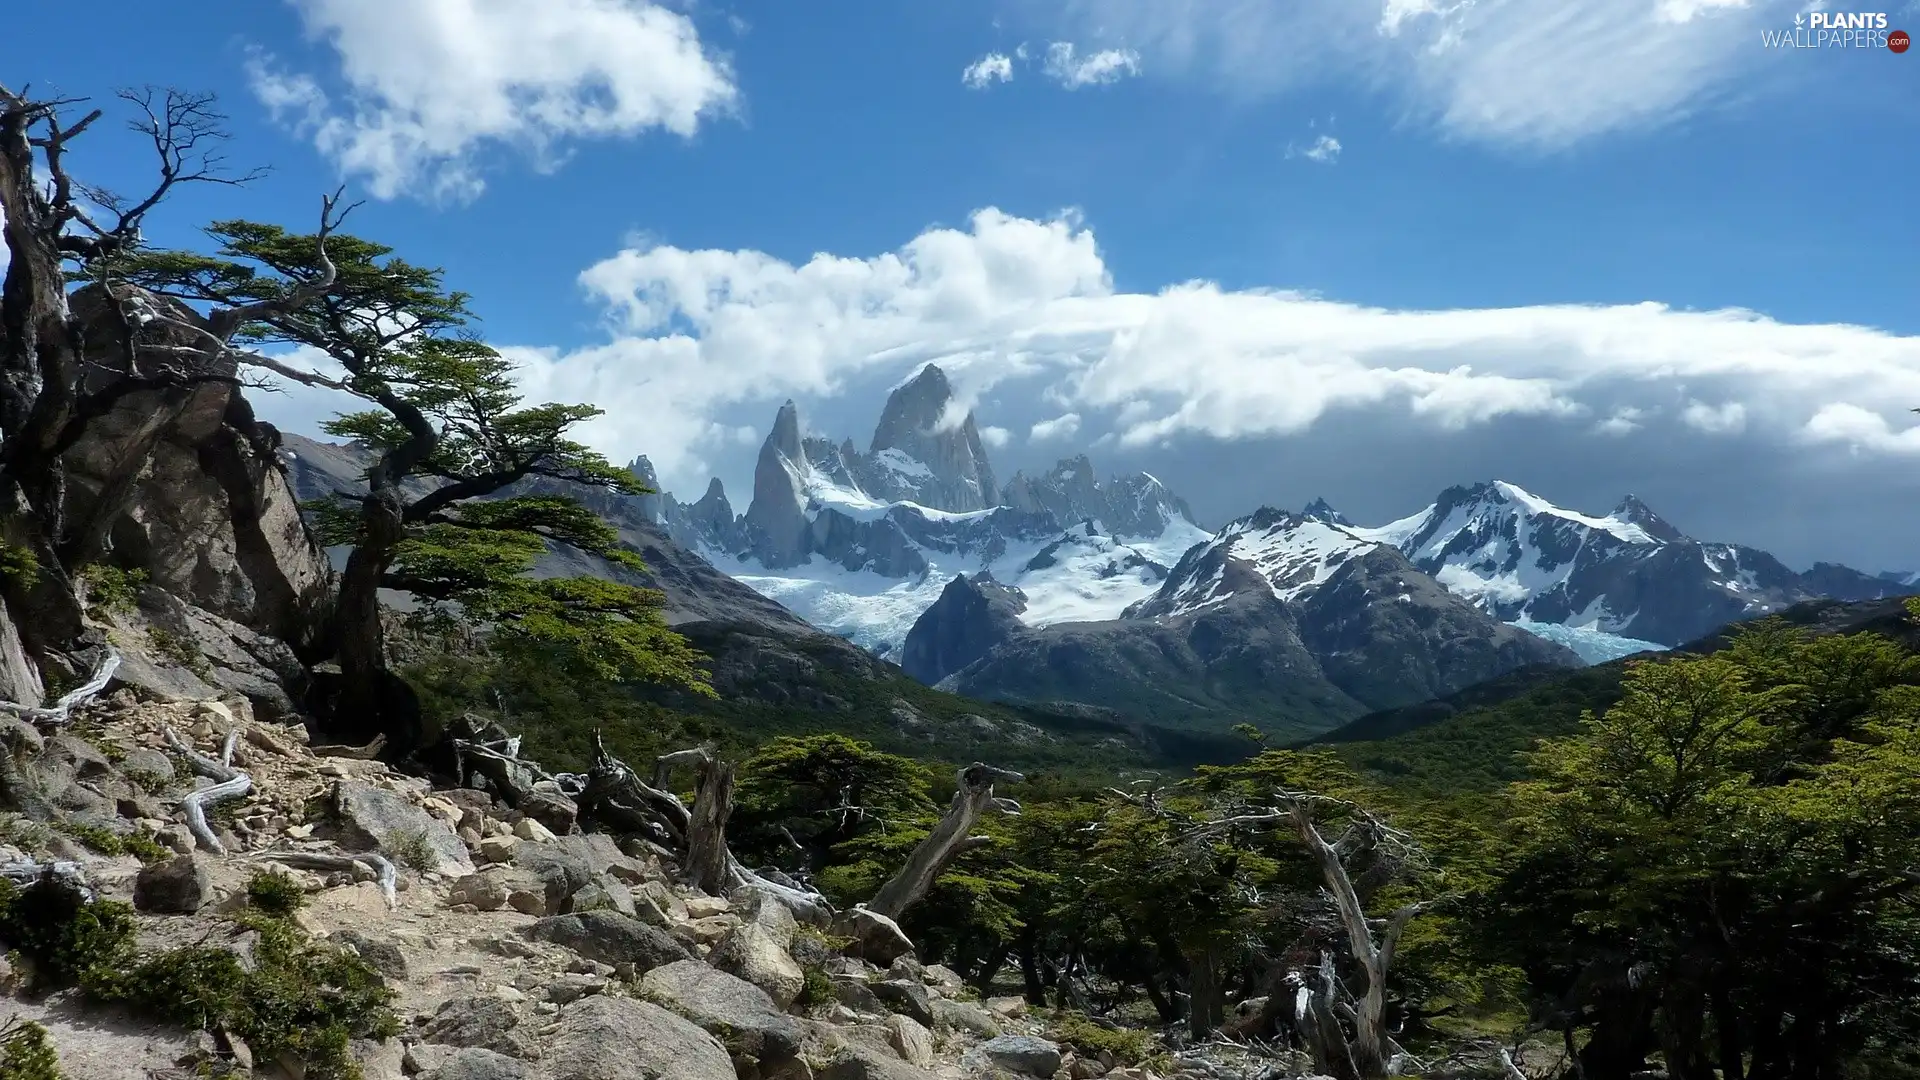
[1201,792,1442,1079]
[866,761,1024,920]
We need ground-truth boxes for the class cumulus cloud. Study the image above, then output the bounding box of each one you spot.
[249,0,737,201]
[1681,399,1748,434]
[1018,0,1781,148]
[979,425,1013,447]
[963,52,1016,88]
[1031,412,1084,441]
[1042,42,1143,88]
[253,207,1920,494]
[1289,134,1343,164]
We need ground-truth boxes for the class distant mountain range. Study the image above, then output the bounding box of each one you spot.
[624,362,1914,738]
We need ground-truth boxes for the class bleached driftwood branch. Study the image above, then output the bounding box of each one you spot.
[0,859,94,901]
[165,725,252,855]
[250,850,398,910]
[0,649,119,727]
[867,762,1024,920]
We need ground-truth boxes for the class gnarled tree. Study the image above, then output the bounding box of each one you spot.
[115,223,713,749]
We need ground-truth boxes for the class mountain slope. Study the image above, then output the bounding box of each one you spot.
[1316,595,1920,792]
[918,508,1579,739]
[1354,481,1914,646]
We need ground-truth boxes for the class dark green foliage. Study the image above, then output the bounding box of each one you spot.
[78,565,146,618]
[0,1018,61,1080]
[88,912,399,1080]
[245,868,307,916]
[1048,1012,1166,1069]
[0,871,394,1080]
[0,875,137,991]
[53,821,169,863]
[0,545,39,591]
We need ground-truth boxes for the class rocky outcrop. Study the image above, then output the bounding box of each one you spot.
[862,364,997,512]
[543,995,737,1080]
[899,573,1028,685]
[742,401,812,568]
[63,285,334,655]
[1001,454,1196,538]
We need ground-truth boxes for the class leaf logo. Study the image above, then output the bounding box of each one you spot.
[1794,12,1806,25]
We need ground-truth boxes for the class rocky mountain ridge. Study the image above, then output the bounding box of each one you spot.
[904,507,1579,740]
[1349,479,1915,646]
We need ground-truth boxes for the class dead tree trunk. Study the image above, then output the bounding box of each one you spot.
[1285,799,1433,1079]
[867,762,1023,920]
[683,755,735,897]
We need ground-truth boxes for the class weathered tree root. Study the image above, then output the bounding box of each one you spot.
[0,649,120,727]
[164,726,252,855]
[250,850,399,910]
[311,734,387,760]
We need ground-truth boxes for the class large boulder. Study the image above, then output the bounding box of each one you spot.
[639,960,802,1065]
[524,911,692,973]
[332,781,473,876]
[64,285,334,654]
[962,1036,1063,1078]
[0,605,42,709]
[817,1045,939,1080]
[836,906,916,966]
[538,995,735,1080]
[417,996,536,1060]
[712,889,807,1008]
[133,855,212,914]
[105,587,311,722]
[869,980,934,1029]
[424,1048,532,1080]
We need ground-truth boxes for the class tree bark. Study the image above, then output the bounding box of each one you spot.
[868,762,1021,920]
[1187,943,1225,1041]
[684,755,735,897]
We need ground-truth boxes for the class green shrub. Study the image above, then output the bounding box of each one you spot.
[245,869,307,916]
[0,544,40,592]
[1048,1011,1167,1069]
[146,627,210,677]
[384,829,438,876]
[0,1017,61,1080]
[0,873,397,1080]
[52,822,168,864]
[796,963,836,1010]
[79,565,146,618]
[0,875,137,992]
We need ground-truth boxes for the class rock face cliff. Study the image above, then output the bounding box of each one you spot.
[899,573,1029,686]
[1,285,341,722]
[862,365,998,512]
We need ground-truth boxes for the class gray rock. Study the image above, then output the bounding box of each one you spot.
[0,605,42,710]
[837,907,916,966]
[517,790,578,836]
[40,735,115,782]
[885,1015,934,1068]
[425,1047,532,1080]
[107,587,311,722]
[134,855,212,914]
[418,996,533,1059]
[448,871,511,912]
[512,842,592,912]
[524,911,692,973]
[120,748,176,783]
[563,877,635,918]
[964,1036,1062,1078]
[639,959,802,1064]
[869,980,934,1028]
[832,975,886,1015]
[712,916,807,1009]
[817,1045,938,1080]
[334,781,473,877]
[331,929,409,981]
[539,995,734,1080]
[931,997,1002,1038]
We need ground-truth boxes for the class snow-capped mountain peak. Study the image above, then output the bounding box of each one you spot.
[1127,507,1383,620]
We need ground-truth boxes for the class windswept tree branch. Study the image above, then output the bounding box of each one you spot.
[206,187,358,342]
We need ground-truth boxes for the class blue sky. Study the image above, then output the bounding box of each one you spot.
[6,0,1919,569]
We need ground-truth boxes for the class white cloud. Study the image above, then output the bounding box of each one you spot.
[1592,406,1648,436]
[1290,134,1343,163]
[1042,42,1143,88]
[283,207,1920,493]
[1030,412,1084,441]
[1020,0,1781,148]
[1681,399,1748,434]
[1801,404,1920,455]
[250,0,737,201]
[963,52,1016,89]
[979,425,1013,447]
